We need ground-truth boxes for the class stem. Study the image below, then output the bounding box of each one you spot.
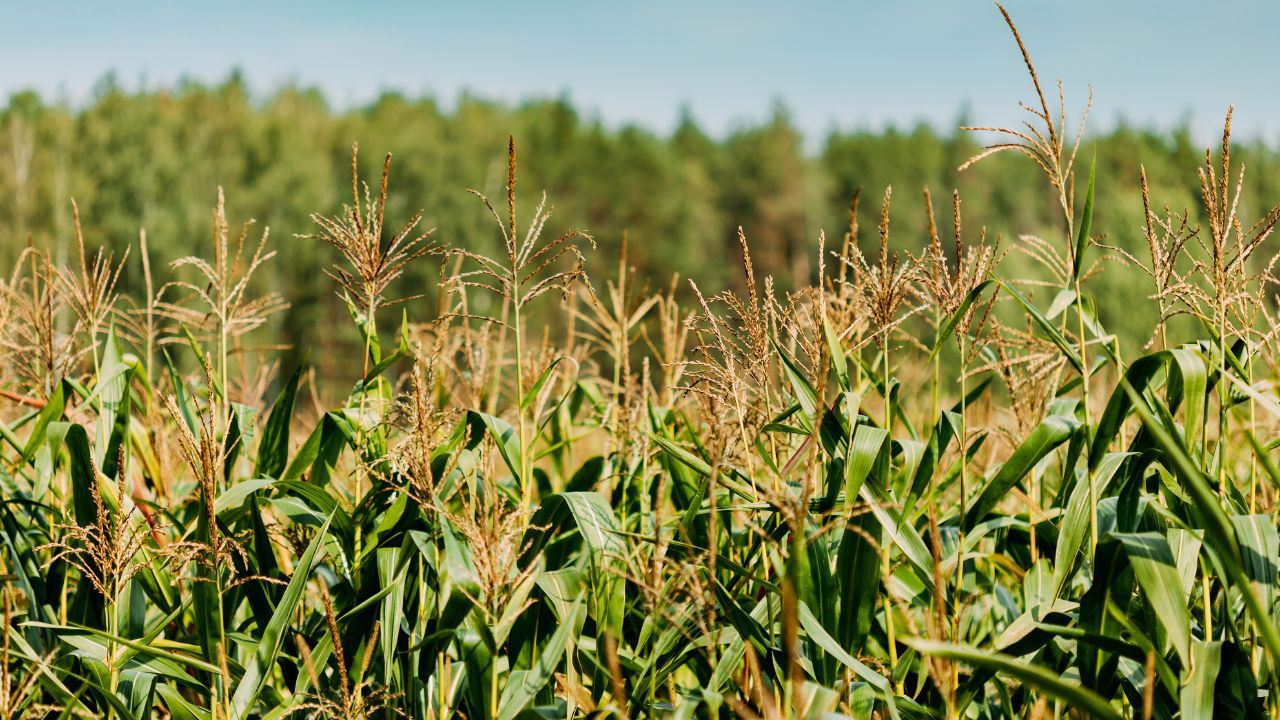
[1250,353,1258,513]
[883,345,892,438]
[1218,302,1229,501]
[514,291,532,512]
[649,448,665,715]
[217,616,228,718]
[141,229,154,409]
[1075,276,1096,556]
[219,311,229,490]
[214,507,229,716]
[106,595,118,720]
[932,308,941,424]
[883,539,900,692]
[1203,568,1213,639]
[566,633,577,720]
[438,656,450,719]
[953,330,968,661]
[491,645,500,719]
[354,297,376,560]
[881,345,900,689]
[612,240,627,466]
[487,297,511,417]
[931,326,946,543]
[1157,298,1168,353]
[91,336,104,465]
[931,306,957,714]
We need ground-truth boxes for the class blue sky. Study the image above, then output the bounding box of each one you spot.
[4,1,1277,142]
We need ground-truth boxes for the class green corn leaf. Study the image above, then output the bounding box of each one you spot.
[845,424,888,502]
[30,622,223,678]
[836,510,881,655]
[157,683,212,720]
[179,323,224,400]
[650,432,713,477]
[906,639,1122,720]
[525,492,624,640]
[497,598,584,720]
[1073,152,1096,282]
[377,546,407,692]
[469,410,523,483]
[162,349,198,434]
[999,281,1083,372]
[823,315,850,391]
[212,478,276,517]
[283,411,355,485]
[926,279,996,365]
[1181,641,1221,719]
[799,602,899,719]
[1232,514,1279,613]
[860,477,935,594]
[230,513,332,719]
[520,355,569,410]
[1112,532,1191,665]
[19,379,66,466]
[964,413,1080,530]
[95,326,133,473]
[1117,374,1280,665]
[776,339,819,422]
[1053,452,1132,598]
[254,365,302,479]
[707,594,769,694]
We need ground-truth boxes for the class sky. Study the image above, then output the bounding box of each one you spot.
[3,1,1278,143]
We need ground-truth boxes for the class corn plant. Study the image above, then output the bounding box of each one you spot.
[4,6,1280,720]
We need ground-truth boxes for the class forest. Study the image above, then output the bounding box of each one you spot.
[5,77,1279,384]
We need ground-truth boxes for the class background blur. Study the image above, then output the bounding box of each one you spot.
[3,0,1280,382]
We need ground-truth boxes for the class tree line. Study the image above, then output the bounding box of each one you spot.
[4,75,1279,383]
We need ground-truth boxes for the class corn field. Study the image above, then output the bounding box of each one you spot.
[5,7,1280,719]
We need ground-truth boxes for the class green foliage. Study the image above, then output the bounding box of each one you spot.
[6,13,1280,719]
[5,79,1280,386]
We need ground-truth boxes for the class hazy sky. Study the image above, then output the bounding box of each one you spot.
[4,1,1277,142]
